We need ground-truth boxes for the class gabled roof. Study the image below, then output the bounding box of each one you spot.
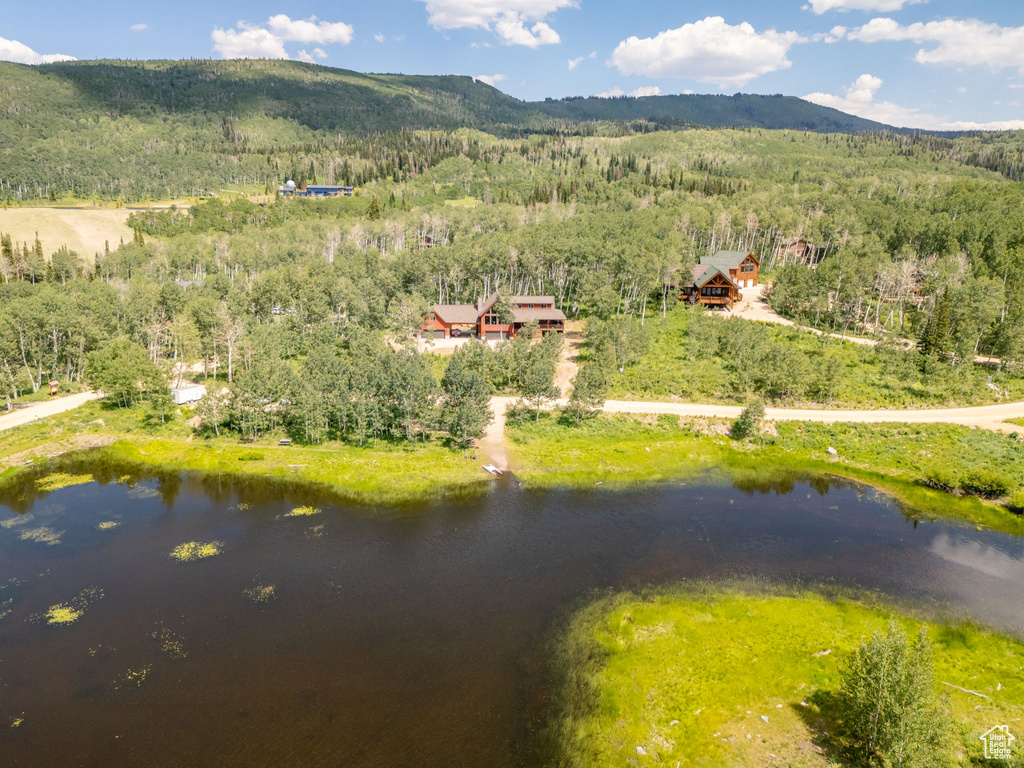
[699,249,758,270]
[433,304,480,324]
[478,293,558,314]
[691,264,738,289]
[512,307,566,322]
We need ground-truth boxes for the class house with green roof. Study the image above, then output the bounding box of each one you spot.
[680,250,760,310]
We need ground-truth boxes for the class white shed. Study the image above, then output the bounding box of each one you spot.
[171,385,205,405]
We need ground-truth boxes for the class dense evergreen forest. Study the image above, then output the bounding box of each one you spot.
[4,58,1021,201]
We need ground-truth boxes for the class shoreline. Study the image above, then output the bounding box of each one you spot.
[549,584,1024,768]
[2,402,1023,532]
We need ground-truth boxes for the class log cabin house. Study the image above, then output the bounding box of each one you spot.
[776,237,822,266]
[422,293,566,340]
[680,250,759,310]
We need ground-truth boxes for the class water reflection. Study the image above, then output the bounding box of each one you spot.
[2,458,1024,767]
[930,532,1024,582]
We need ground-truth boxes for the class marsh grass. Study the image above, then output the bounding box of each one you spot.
[551,584,1024,768]
[35,472,93,492]
[507,414,1024,535]
[284,506,320,517]
[0,401,487,506]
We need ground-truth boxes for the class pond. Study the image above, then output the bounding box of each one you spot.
[1,460,1023,767]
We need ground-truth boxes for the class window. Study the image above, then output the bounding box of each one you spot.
[484,313,498,324]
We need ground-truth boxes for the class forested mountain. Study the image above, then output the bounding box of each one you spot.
[532,93,889,133]
[0,57,961,201]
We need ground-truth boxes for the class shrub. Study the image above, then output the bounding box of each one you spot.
[1007,489,1024,514]
[504,401,533,428]
[919,468,960,493]
[837,623,949,768]
[731,398,765,440]
[960,469,1012,499]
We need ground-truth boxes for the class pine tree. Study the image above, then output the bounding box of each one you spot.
[366,196,382,221]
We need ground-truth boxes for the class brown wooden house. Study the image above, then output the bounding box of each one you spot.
[421,293,566,340]
[680,250,759,310]
[776,238,821,266]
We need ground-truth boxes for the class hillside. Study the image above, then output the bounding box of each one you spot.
[1,58,1021,201]
[532,93,891,133]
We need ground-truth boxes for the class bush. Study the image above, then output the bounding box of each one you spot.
[731,398,765,440]
[504,401,533,428]
[919,467,961,493]
[837,623,949,768]
[960,469,1012,499]
[1007,489,1024,514]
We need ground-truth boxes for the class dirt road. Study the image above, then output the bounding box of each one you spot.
[478,394,1024,468]
[0,392,99,433]
[602,399,1024,433]
[553,321,583,398]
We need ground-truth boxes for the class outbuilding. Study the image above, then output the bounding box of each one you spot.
[171,385,205,405]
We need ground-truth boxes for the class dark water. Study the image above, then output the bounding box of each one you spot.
[1,463,1023,768]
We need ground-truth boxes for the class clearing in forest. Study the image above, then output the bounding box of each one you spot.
[0,208,134,261]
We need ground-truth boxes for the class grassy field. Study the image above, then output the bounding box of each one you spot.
[605,308,1024,408]
[0,207,134,260]
[0,401,487,505]
[506,413,1024,535]
[553,586,1024,768]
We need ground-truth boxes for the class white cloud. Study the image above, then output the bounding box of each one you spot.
[212,25,289,59]
[595,86,664,98]
[494,14,560,47]
[805,0,926,14]
[374,33,386,43]
[474,73,507,86]
[417,0,575,47]
[297,48,328,64]
[849,17,1024,72]
[804,74,1024,130]
[0,36,76,65]
[610,17,800,88]
[589,50,597,58]
[419,0,576,28]
[212,15,353,60]
[266,14,354,45]
[568,55,583,70]
[810,25,846,42]
[129,23,149,32]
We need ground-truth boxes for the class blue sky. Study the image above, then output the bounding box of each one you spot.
[2,0,1022,129]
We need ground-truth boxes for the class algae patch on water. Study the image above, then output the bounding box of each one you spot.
[35,472,93,493]
[11,715,24,728]
[118,666,151,689]
[19,526,64,545]
[46,604,83,625]
[244,584,276,603]
[96,521,121,530]
[1,514,33,528]
[41,587,104,626]
[284,505,321,517]
[169,541,224,561]
[152,627,187,659]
